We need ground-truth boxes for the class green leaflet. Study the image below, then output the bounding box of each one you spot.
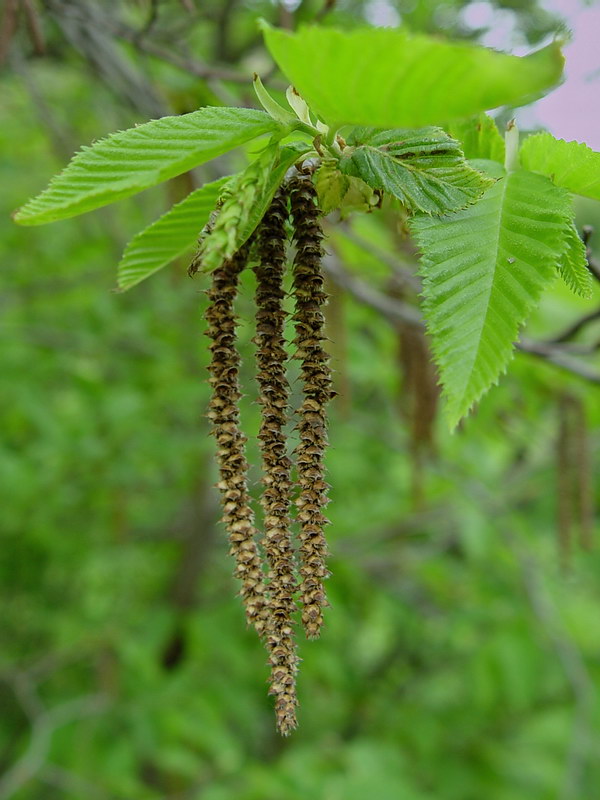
[410,162,571,428]
[14,108,284,225]
[339,128,493,215]
[446,114,506,163]
[557,220,593,298]
[315,162,350,214]
[190,141,310,274]
[520,132,600,201]
[116,176,230,292]
[261,22,564,129]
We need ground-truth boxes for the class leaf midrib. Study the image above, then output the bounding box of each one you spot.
[452,174,509,409]
[360,144,470,193]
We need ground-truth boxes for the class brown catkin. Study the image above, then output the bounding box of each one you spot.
[204,243,268,635]
[289,169,333,640]
[254,186,299,735]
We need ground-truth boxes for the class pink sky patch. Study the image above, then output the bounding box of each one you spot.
[523,0,600,149]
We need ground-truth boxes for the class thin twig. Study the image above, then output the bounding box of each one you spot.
[0,689,109,800]
[0,0,19,65]
[110,20,279,87]
[322,253,423,328]
[334,225,421,292]
[549,308,600,344]
[517,338,600,384]
[323,254,600,384]
[22,0,46,55]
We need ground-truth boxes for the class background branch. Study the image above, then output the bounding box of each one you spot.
[323,254,600,385]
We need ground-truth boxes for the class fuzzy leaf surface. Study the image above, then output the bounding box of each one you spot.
[340,128,493,214]
[117,177,230,292]
[261,22,564,128]
[446,114,506,163]
[557,220,593,298]
[14,108,283,225]
[411,163,571,427]
[520,132,600,200]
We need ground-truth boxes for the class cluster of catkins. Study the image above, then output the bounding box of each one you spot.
[201,168,333,735]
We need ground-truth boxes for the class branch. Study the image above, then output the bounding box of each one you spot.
[517,338,600,384]
[21,0,45,55]
[0,0,19,65]
[110,20,277,88]
[333,225,422,292]
[322,253,423,328]
[323,255,600,384]
[0,688,109,800]
[43,0,166,117]
[549,308,600,344]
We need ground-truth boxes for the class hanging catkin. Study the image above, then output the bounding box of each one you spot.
[289,169,333,640]
[254,186,299,735]
[204,242,268,635]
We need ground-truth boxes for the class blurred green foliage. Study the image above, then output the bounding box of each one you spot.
[2,2,600,799]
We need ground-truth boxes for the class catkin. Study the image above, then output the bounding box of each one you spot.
[254,186,299,735]
[289,170,333,640]
[204,242,268,635]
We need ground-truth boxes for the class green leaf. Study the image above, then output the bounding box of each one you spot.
[446,114,506,163]
[261,22,564,128]
[190,142,310,274]
[340,128,493,215]
[116,177,230,292]
[520,132,600,200]
[315,162,350,214]
[557,220,593,298]
[339,176,380,217]
[410,163,571,427]
[14,108,283,225]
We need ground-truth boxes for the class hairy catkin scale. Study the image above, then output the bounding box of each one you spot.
[254,186,299,735]
[289,170,334,640]
[204,243,268,635]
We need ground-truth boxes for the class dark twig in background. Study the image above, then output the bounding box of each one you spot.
[323,253,600,385]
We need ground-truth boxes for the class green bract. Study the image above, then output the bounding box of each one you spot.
[314,162,350,215]
[190,143,309,274]
[446,114,506,163]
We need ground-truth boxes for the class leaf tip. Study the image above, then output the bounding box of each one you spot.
[257,17,272,33]
[443,399,469,433]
